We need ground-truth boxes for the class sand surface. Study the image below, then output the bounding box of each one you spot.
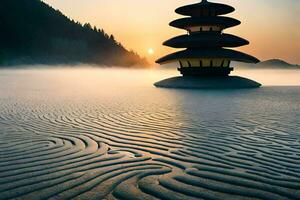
[0,68,300,200]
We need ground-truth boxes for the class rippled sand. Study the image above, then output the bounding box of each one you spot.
[0,68,300,200]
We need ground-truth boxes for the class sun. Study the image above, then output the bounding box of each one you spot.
[147,48,154,55]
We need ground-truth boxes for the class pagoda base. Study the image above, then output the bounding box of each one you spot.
[154,76,261,89]
[178,67,234,77]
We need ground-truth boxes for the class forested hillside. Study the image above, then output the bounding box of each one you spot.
[0,0,148,66]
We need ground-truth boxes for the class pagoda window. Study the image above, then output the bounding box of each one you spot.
[188,26,200,33]
[190,60,200,67]
[225,60,229,67]
[202,59,210,67]
[188,26,222,33]
[180,60,200,67]
[212,26,222,31]
[219,60,230,67]
[213,59,224,67]
[181,61,189,67]
[226,60,231,67]
[179,61,183,68]
[221,59,225,67]
[202,26,211,31]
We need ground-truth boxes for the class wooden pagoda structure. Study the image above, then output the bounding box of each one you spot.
[156,0,260,76]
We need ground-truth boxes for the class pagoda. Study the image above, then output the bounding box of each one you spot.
[156,0,260,77]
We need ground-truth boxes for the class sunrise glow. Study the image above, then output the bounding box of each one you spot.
[43,0,300,64]
[148,48,154,55]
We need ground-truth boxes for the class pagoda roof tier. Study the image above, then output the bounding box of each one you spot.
[175,0,235,17]
[164,33,249,48]
[170,17,240,30]
[156,48,260,64]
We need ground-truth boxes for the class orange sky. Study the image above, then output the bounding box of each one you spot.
[44,0,300,64]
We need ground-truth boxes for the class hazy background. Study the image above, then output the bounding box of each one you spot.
[1,68,299,88]
[43,0,300,64]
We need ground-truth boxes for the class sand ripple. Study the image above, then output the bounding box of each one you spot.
[0,91,300,200]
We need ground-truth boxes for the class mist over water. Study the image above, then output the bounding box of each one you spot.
[233,69,300,86]
[0,66,300,199]
[0,67,299,91]
[158,68,300,86]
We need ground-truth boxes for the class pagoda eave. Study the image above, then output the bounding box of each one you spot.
[163,34,249,48]
[170,17,241,30]
[176,2,235,16]
[156,49,260,64]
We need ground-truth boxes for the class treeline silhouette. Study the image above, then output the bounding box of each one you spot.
[0,0,148,67]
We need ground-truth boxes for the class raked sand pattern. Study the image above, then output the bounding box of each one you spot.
[0,70,300,200]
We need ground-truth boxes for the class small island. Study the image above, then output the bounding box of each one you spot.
[155,0,261,89]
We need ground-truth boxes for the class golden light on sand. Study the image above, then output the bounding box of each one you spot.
[147,48,154,55]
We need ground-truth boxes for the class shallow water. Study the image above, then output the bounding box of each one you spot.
[0,67,300,200]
